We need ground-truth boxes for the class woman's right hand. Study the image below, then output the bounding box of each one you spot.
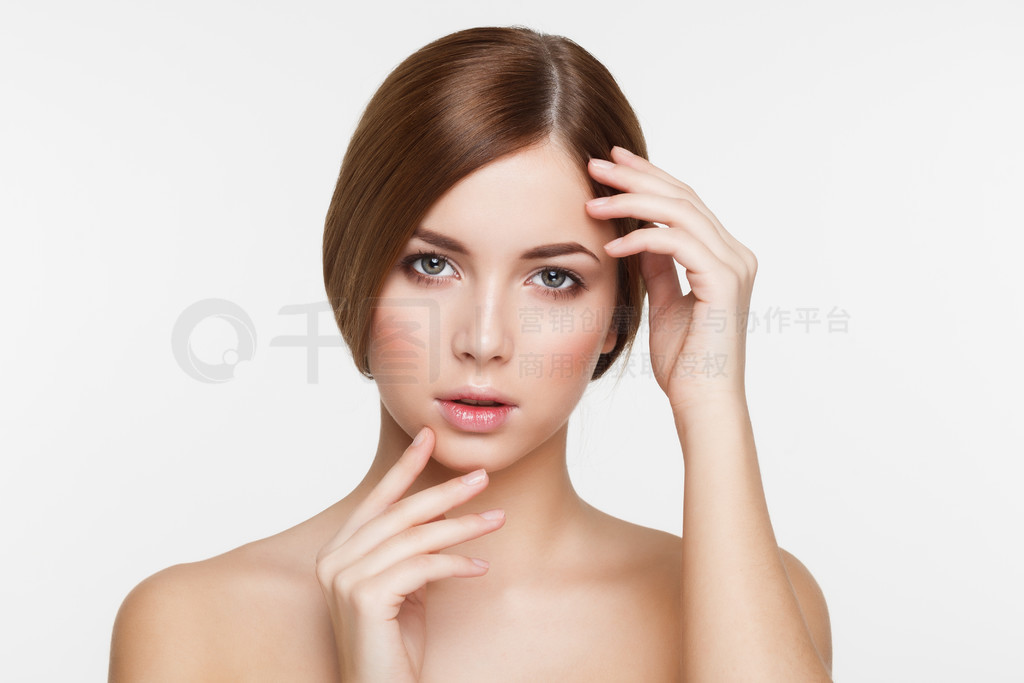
[315,426,506,682]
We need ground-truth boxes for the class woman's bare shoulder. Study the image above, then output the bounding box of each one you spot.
[581,503,682,572]
[109,521,336,681]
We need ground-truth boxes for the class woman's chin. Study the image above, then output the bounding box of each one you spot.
[425,440,522,476]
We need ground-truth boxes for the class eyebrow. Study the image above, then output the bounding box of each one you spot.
[412,227,601,263]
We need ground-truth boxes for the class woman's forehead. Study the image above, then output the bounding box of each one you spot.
[417,144,615,252]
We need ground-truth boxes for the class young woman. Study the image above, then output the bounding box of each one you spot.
[110,26,832,681]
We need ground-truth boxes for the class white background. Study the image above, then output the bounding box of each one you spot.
[2,1,1022,681]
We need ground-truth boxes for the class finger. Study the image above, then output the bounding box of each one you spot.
[347,553,490,616]
[318,426,434,561]
[360,427,435,514]
[609,146,695,194]
[592,194,747,276]
[336,509,505,588]
[605,225,745,301]
[589,157,750,264]
[587,193,742,267]
[608,147,719,228]
[602,148,724,228]
[320,469,492,569]
[588,157,691,203]
[605,147,750,258]
[592,152,720,232]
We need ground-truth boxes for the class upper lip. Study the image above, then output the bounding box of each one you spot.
[438,386,517,406]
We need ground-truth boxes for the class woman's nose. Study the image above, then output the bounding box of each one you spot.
[450,291,514,367]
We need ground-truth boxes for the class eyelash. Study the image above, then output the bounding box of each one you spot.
[398,251,588,301]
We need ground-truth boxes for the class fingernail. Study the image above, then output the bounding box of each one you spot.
[461,469,487,486]
[589,158,614,169]
[613,145,635,157]
[471,558,490,569]
[586,197,609,207]
[605,237,623,250]
[412,427,426,446]
[479,508,505,521]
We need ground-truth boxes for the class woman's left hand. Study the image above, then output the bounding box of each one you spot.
[585,146,757,411]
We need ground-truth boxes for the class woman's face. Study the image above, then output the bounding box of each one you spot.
[368,141,620,473]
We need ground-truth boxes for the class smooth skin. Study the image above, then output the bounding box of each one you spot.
[109,143,831,682]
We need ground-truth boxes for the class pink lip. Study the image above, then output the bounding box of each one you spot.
[439,386,517,406]
[436,399,516,433]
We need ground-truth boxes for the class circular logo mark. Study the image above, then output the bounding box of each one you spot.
[171,298,256,383]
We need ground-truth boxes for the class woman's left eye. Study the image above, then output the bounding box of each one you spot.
[532,268,575,290]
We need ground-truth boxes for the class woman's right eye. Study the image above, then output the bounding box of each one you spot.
[407,253,456,278]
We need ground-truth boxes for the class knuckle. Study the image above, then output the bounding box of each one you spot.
[733,250,756,280]
[408,553,435,573]
[348,581,379,611]
[715,266,744,294]
[729,269,745,290]
[314,560,333,587]
[673,197,696,212]
[331,570,359,599]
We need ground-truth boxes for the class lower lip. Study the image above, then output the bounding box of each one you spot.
[436,399,516,433]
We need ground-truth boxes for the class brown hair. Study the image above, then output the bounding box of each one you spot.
[323,26,647,380]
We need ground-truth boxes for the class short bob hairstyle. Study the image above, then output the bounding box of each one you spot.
[323,26,648,380]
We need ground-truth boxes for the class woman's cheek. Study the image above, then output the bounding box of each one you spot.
[525,303,613,382]
[367,298,439,385]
